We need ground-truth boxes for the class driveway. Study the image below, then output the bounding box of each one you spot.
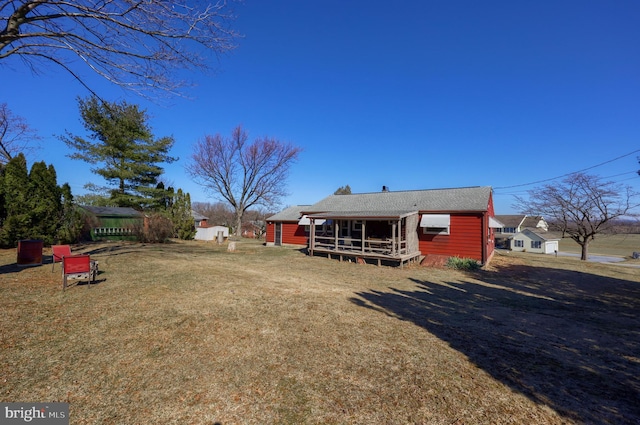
[556,251,640,267]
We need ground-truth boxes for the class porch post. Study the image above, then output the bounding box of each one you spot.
[392,221,397,255]
[310,218,315,255]
[361,221,366,254]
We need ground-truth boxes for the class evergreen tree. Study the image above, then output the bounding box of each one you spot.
[149,182,174,212]
[28,161,62,244]
[0,154,31,246]
[334,185,352,195]
[172,189,195,240]
[60,96,177,210]
[0,154,81,247]
[0,165,5,227]
[57,183,84,244]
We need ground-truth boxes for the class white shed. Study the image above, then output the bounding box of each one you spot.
[511,229,559,254]
[194,226,229,242]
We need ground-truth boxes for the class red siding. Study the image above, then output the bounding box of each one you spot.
[266,221,308,245]
[418,214,484,261]
[266,223,275,243]
[282,222,308,245]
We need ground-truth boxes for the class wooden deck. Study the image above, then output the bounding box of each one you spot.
[310,236,421,268]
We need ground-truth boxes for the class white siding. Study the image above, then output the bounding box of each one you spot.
[195,226,229,241]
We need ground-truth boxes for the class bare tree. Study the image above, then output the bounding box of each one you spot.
[515,173,639,260]
[192,201,234,227]
[0,0,239,96]
[0,103,40,165]
[188,125,301,236]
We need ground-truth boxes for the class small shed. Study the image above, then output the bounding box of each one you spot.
[194,225,229,242]
[511,229,560,254]
[81,206,144,241]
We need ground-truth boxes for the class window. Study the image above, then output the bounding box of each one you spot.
[340,220,351,237]
[503,227,517,233]
[423,227,450,235]
[420,214,450,235]
[531,241,542,249]
[306,222,332,235]
[514,240,524,248]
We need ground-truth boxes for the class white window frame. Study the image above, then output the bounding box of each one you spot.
[423,226,450,235]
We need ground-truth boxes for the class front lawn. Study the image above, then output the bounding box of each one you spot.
[1,240,639,424]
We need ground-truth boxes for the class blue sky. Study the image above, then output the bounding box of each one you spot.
[3,1,640,214]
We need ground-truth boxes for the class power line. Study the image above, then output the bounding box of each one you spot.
[494,149,640,190]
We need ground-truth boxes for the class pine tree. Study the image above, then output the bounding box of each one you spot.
[28,161,62,244]
[334,185,352,195]
[57,183,84,244]
[61,96,177,210]
[0,154,31,246]
[172,189,195,240]
[0,154,79,247]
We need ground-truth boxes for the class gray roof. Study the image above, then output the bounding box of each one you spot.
[267,205,310,222]
[307,210,417,219]
[192,210,208,220]
[494,215,526,227]
[521,215,545,228]
[303,186,492,215]
[519,228,561,241]
[81,206,142,217]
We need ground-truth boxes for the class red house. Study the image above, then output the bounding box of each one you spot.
[266,187,501,267]
[266,205,312,246]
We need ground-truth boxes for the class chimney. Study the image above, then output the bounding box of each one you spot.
[382,186,389,192]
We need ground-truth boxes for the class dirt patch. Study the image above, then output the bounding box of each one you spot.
[420,254,450,268]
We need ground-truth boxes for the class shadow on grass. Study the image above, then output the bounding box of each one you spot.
[350,264,640,424]
[0,262,39,274]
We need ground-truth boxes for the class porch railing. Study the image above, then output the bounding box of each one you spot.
[313,236,408,256]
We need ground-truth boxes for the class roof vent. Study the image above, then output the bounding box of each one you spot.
[382,185,389,192]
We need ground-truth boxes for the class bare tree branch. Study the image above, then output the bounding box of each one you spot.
[515,173,640,260]
[0,102,41,165]
[187,125,302,236]
[0,0,240,97]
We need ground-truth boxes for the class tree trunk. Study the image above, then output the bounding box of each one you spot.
[580,240,589,261]
[233,210,243,237]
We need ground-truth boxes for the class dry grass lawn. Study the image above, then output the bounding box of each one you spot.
[1,239,639,424]
[557,233,640,258]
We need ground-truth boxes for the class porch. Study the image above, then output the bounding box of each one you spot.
[304,211,422,267]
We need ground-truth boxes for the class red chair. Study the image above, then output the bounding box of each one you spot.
[52,245,72,271]
[62,254,96,290]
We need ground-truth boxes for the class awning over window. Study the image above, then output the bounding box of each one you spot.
[298,215,325,226]
[489,216,504,228]
[419,214,450,227]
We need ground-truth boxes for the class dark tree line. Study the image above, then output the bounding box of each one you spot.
[0,153,80,247]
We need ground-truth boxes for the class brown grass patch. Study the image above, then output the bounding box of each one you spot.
[1,240,639,424]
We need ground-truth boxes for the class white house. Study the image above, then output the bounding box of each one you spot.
[511,229,560,254]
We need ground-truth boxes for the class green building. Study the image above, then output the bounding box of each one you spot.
[81,206,144,241]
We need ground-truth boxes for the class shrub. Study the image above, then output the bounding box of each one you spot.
[446,256,481,271]
[136,213,174,243]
